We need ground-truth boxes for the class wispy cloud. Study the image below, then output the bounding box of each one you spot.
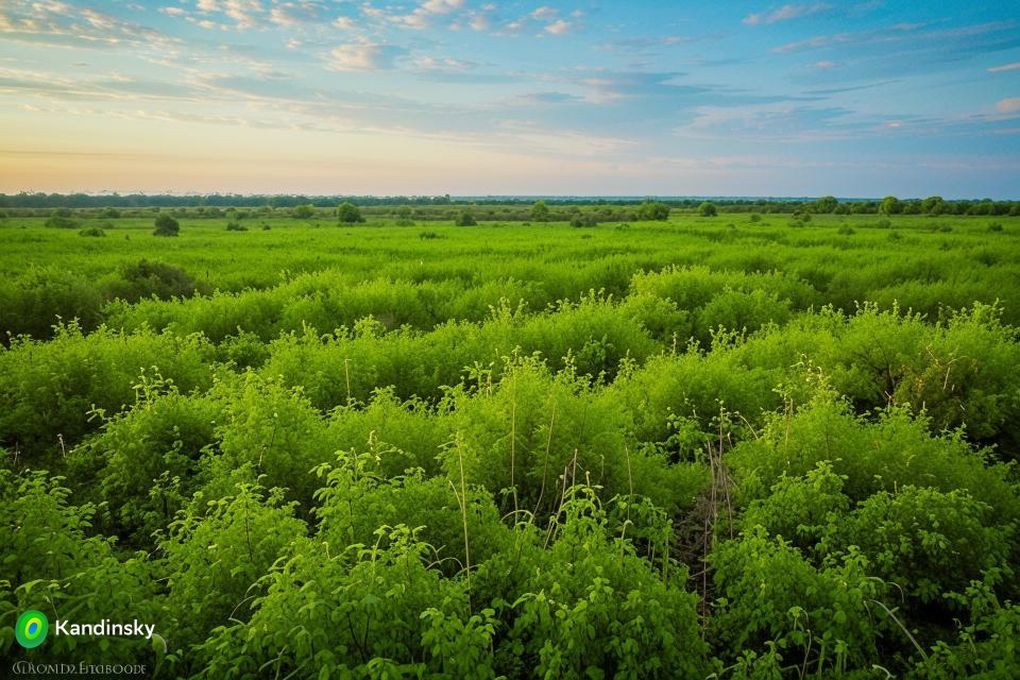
[988,62,1020,73]
[997,98,1020,115]
[387,0,464,30]
[744,3,831,26]
[326,42,405,71]
[545,20,572,36]
[413,55,476,72]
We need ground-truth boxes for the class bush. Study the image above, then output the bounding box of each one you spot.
[162,483,306,652]
[710,528,888,674]
[78,226,105,237]
[636,201,670,221]
[570,211,598,228]
[44,215,79,228]
[153,213,180,236]
[699,201,718,217]
[197,527,483,678]
[225,221,247,231]
[119,259,196,300]
[455,210,477,226]
[336,201,364,223]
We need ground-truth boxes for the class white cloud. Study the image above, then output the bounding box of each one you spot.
[327,42,400,70]
[421,0,463,14]
[384,0,467,30]
[334,16,355,29]
[996,98,1020,114]
[414,55,475,72]
[813,60,838,69]
[222,0,263,30]
[988,62,1020,73]
[468,12,490,31]
[744,3,831,26]
[160,7,186,17]
[544,19,571,35]
[531,6,556,20]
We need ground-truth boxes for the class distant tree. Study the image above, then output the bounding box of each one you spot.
[336,202,364,223]
[293,204,315,219]
[397,205,413,219]
[879,196,902,215]
[531,200,551,222]
[921,195,945,215]
[455,210,477,226]
[636,201,670,220]
[101,207,121,219]
[153,213,180,237]
[812,195,838,213]
[699,201,718,217]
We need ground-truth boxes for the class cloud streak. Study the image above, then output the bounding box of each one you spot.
[744,3,831,26]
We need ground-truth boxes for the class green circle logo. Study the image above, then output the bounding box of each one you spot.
[16,610,48,649]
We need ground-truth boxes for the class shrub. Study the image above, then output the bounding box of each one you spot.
[570,212,598,228]
[44,215,79,228]
[315,455,511,575]
[336,201,364,223]
[699,201,718,217]
[477,487,710,679]
[455,210,477,226]
[820,486,1013,609]
[710,528,888,674]
[196,527,483,678]
[78,226,105,237]
[119,259,196,301]
[0,469,165,666]
[636,201,670,221]
[161,483,306,652]
[153,213,180,236]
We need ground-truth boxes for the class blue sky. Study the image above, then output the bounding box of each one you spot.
[1,0,1018,197]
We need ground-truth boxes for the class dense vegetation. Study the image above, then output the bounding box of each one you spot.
[1,204,1018,678]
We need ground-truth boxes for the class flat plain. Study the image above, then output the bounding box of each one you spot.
[2,206,1019,678]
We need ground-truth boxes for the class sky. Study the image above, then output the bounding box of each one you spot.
[0,1,1018,198]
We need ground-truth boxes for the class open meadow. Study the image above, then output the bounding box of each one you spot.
[2,203,1019,678]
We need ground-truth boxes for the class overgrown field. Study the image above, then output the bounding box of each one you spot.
[2,208,1019,678]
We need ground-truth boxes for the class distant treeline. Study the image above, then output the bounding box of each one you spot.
[1,193,1018,215]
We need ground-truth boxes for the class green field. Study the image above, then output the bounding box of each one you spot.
[2,207,1020,678]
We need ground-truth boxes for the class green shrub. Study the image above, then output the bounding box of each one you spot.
[821,486,1013,609]
[196,526,485,678]
[336,201,363,223]
[117,259,196,301]
[44,215,79,228]
[161,483,306,653]
[153,213,180,236]
[0,469,165,666]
